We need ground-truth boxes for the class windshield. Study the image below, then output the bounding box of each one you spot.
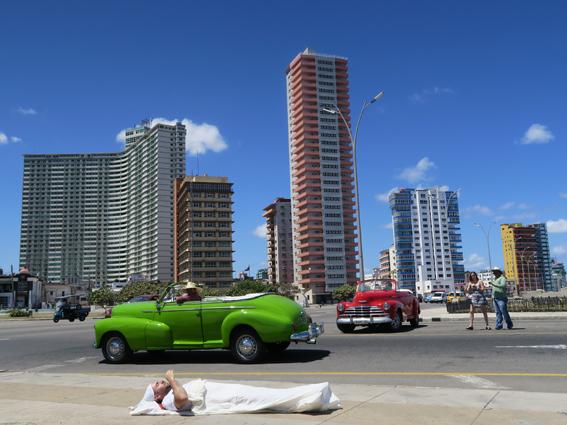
[357,280,394,292]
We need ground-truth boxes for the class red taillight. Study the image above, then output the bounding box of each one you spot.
[104,307,113,318]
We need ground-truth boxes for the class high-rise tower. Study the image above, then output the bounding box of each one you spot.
[501,223,553,293]
[19,121,186,285]
[173,175,234,288]
[389,188,465,294]
[263,198,293,286]
[286,48,358,303]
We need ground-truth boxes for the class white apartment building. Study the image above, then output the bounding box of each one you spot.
[389,188,465,295]
[19,121,186,285]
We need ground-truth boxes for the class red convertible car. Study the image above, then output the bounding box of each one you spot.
[336,279,420,333]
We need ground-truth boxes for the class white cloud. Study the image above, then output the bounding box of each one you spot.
[384,223,393,230]
[511,212,537,221]
[465,253,487,271]
[375,187,399,203]
[409,87,455,103]
[115,129,127,143]
[17,107,37,115]
[398,157,435,184]
[499,202,515,211]
[521,123,554,145]
[499,201,529,211]
[560,193,567,199]
[253,223,267,238]
[464,204,493,217]
[547,219,567,233]
[552,246,567,256]
[116,117,228,155]
[0,132,21,145]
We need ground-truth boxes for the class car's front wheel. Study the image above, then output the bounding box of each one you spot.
[53,317,59,323]
[231,328,265,363]
[410,313,420,327]
[337,323,355,333]
[389,311,403,332]
[102,332,132,364]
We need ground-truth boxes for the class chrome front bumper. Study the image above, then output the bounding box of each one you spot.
[290,322,324,344]
[337,316,393,325]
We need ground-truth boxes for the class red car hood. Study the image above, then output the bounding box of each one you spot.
[353,290,397,304]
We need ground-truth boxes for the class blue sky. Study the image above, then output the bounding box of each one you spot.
[1,1,566,277]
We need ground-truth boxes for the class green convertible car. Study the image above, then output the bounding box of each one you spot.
[94,285,323,364]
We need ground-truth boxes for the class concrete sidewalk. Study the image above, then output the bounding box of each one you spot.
[1,371,567,425]
[306,303,567,322]
[419,307,567,322]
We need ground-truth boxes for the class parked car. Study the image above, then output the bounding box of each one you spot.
[430,292,447,303]
[423,293,433,303]
[447,292,466,303]
[94,284,323,364]
[53,295,91,323]
[335,279,420,333]
[127,294,159,303]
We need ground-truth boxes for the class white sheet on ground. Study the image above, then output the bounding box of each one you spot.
[130,379,341,416]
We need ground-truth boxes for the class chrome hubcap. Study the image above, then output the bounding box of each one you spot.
[237,335,257,358]
[392,314,401,328]
[107,337,125,359]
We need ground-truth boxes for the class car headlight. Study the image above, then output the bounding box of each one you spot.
[337,303,345,313]
[383,302,390,310]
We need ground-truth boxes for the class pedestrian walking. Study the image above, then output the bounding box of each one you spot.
[489,269,514,330]
[465,272,490,330]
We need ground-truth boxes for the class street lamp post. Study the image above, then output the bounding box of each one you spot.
[322,91,384,282]
[473,222,494,271]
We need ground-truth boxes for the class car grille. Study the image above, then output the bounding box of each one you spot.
[342,306,387,318]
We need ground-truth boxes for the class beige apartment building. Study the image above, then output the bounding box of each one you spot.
[174,176,234,288]
[263,198,293,286]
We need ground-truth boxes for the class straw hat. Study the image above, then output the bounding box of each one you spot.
[183,281,203,293]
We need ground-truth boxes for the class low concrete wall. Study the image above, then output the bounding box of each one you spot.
[446,297,567,313]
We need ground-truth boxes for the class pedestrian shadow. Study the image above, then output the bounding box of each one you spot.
[99,348,331,365]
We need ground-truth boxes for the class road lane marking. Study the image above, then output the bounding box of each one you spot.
[496,345,567,350]
[450,375,507,389]
[24,364,63,372]
[0,338,10,341]
[78,371,567,378]
[64,356,98,363]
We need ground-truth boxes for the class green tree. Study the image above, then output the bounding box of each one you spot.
[89,287,118,306]
[202,287,227,297]
[226,280,274,296]
[117,281,168,303]
[332,284,356,302]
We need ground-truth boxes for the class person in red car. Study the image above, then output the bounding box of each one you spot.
[176,281,202,303]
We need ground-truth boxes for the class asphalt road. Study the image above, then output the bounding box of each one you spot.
[1,307,566,393]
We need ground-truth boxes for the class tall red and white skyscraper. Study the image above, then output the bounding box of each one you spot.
[286,48,358,303]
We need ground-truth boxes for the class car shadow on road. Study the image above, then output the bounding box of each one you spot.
[350,324,428,334]
[99,348,331,365]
